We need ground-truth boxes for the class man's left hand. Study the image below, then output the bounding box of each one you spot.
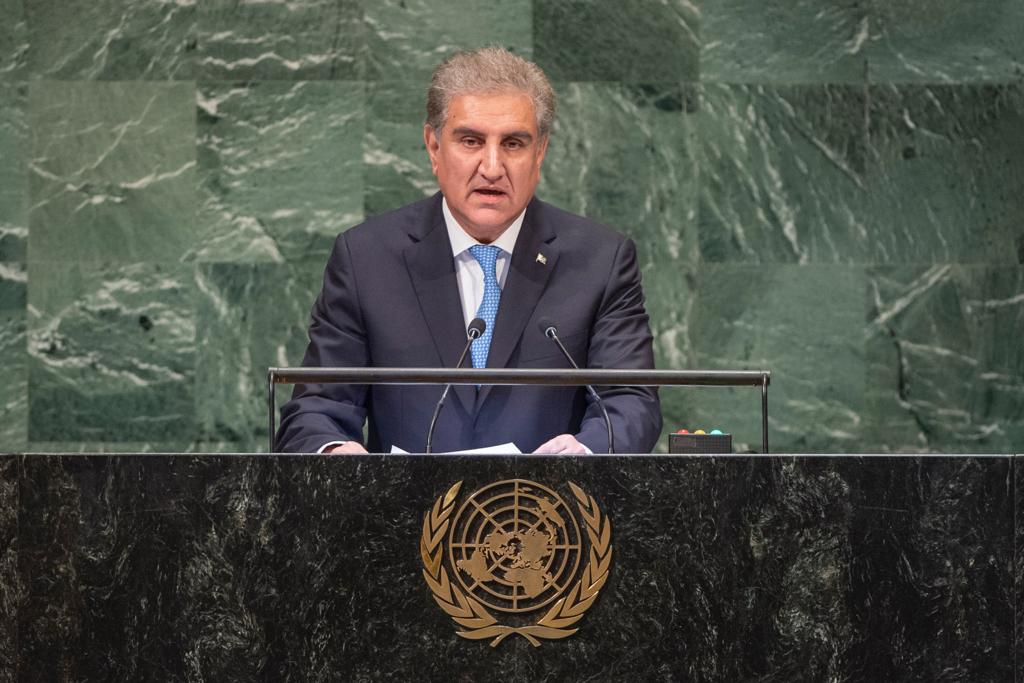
[533,434,589,454]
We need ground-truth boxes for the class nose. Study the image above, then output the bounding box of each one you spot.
[478,142,504,181]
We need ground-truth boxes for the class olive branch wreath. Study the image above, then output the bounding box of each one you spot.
[420,480,612,647]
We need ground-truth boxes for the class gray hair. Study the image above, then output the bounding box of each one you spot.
[426,47,556,138]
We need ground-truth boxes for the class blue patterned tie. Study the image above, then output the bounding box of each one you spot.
[469,245,502,369]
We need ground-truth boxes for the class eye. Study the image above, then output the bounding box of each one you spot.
[461,137,481,148]
[504,139,524,150]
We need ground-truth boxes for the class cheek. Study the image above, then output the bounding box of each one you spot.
[441,155,475,179]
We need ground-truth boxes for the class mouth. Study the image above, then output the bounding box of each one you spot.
[472,188,507,199]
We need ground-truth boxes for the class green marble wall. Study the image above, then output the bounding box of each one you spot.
[0,0,1021,454]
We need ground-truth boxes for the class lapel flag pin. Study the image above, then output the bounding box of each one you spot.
[536,253,547,265]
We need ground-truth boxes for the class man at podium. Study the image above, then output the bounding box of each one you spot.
[275,47,661,455]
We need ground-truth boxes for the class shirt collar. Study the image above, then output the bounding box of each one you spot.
[442,196,525,258]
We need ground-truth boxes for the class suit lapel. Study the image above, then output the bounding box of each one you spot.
[403,197,475,414]
[477,201,559,407]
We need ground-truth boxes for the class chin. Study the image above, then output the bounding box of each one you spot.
[483,219,515,231]
[467,209,512,225]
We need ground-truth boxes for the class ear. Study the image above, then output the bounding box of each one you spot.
[423,124,441,175]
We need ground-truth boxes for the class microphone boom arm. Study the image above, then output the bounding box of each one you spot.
[544,325,615,454]
[425,319,484,454]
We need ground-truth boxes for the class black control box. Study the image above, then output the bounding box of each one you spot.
[668,432,733,454]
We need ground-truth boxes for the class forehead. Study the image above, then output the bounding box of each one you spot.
[446,91,538,135]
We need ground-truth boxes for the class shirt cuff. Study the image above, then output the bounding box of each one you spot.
[318,440,347,454]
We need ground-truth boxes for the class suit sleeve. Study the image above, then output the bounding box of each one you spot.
[574,237,662,453]
[274,232,369,453]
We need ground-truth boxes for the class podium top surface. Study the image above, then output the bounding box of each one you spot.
[2,452,1018,458]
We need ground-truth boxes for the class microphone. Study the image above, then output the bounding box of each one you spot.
[537,318,615,454]
[425,318,486,453]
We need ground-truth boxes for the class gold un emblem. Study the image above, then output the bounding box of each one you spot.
[420,479,613,647]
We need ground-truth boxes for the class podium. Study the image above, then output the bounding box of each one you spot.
[3,452,1017,680]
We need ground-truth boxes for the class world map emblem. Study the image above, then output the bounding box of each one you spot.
[420,479,613,647]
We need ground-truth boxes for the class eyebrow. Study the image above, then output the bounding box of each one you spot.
[451,127,534,142]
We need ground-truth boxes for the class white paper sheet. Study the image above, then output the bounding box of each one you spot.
[390,442,522,455]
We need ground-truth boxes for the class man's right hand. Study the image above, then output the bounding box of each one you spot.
[328,441,369,455]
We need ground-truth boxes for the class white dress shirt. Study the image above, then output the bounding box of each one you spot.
[443,197,525,327]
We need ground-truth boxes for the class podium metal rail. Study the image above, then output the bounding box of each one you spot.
[268,368,771,454]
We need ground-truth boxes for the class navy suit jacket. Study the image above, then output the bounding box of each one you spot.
[275,193,661,454]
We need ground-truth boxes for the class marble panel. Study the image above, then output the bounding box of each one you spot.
[667,264,865,453]
[24,441,199,454]
[702,0,868,84]
[698,83,1024,267]
[864,84,1024,264]
[364,0,532,81]
[363,81,437,217]
[194,261,326,450]
[28,81,197,264]
[865,266,1024,453]
[18,455,166,679]
[24,0,196,80]
[195,81,364,263]
[0,265,27,452]
[14,441,283,455]
[532,0,698,82]
[868,0,1024,84]
[26,261,196,444]
[0,82,26,262]
[540,83,699,266]
[13,454,1014,679]
[197,0,365,81]
[0,457,16,682]
[0,0,27,79]
[701,0,1024,85]
[836,455,1013,680]
[697,84,871,264]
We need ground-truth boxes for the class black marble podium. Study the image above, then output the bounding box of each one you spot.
[1,453,1020,681]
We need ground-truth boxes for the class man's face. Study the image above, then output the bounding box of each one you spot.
[424,91,548,243]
